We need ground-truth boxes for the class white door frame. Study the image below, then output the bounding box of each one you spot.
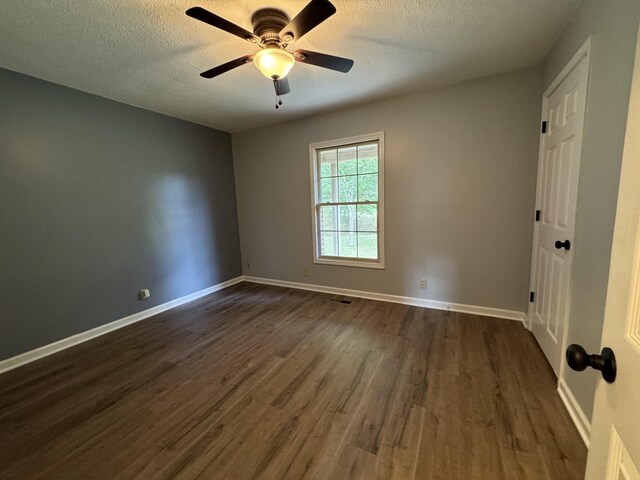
[526,37,592,380]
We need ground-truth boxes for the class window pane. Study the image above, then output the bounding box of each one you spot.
[320,205,337,231]
[357,204,377,232]
[320,177,336,203]
[320,231,336,256]
[339,204,357,232]
[338,175,357,202]
[358,232,378,259]
[357,144,378,174]
[358,174,378,201]
[314,137,382,265]
[339,232,357,257]
[338,147,357,175]
[319,149,337,178]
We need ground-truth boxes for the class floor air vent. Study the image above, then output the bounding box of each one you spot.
[328,296,352,304]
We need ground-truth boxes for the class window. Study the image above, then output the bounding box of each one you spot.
[310,132,384,268]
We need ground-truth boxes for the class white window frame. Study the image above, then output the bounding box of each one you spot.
[309,132,385,269]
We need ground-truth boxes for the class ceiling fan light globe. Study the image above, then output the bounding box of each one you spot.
[254,48,295,80]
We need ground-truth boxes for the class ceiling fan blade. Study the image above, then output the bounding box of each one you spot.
[280,0,336,42]
[187,7,258,43]
[200,55,254,79]
[273,77,291,96]
[294,49,354,73]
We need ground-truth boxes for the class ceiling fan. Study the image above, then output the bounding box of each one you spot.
[186,0,354,108]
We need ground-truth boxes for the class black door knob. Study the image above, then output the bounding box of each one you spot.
[555,239,571,250]
[566,344,617,383]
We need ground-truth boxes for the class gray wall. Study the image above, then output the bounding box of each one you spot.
[233,67,542,313]
[542,0,640,420]
[0,67,242,360]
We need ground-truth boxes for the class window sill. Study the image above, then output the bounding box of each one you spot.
[313,257,385,269]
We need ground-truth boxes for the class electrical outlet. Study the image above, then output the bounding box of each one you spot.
[419,279,427,289]
[303,267,309,276]
[138,288,151,300]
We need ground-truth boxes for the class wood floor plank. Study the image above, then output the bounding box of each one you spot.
[0,282,587,479]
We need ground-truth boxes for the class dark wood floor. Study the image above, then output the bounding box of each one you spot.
[0,282,586,479]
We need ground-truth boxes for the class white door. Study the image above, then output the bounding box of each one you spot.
[529,41,591,375]
[584,24,640,480]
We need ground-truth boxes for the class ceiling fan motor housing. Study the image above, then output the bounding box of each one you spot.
[251,8,290,40]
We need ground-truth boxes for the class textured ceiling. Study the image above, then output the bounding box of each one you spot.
[0,0,580,132]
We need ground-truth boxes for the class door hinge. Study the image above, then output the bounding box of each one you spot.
[535,210,541,221]
[541,121,547,134]
[529,292,535,302]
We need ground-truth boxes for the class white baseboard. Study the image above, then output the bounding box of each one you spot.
[557,377,591,447]
[0,276,244,375]
[243,276,526,322]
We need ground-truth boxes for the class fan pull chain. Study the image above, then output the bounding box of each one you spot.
[275,95,283,109]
